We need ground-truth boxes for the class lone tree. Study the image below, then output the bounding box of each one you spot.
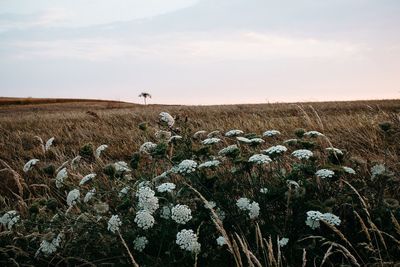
[138,92,151,105]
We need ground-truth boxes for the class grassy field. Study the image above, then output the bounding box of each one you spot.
[0,98,399,266]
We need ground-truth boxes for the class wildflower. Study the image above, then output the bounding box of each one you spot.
[176,229,201,253]
[201,137,221,145]
[283,138,298,144]
[160,205,172,219]
[198,160,221,168]
[159,112,175,127]
[236,198,251,210]
[45,137,55,151]
[169,135,183,143]
[204,201,217,209]
[218,145,239,156]
[291,149,313,160]
[315,169,335,179]
[157,182,176,193]
[55,167,68,188]
[171,204,192,224]
[262,145,287,155]
[207,130,221,138]
[371,164,385,178]
[216,208,226,221]
[225,129,244,137]
[326,147,343,155]
[305,211,341,229]
[248,202,260,219]
[304,131,324,137]
[176,160,197,174]
[23,159,39,173]
[278,237,289,247]
[155,130,172,141]
[107,215,122,233]
[248,154,272,165]
[260,188,268,194]
[35,233,62,257]
[216,236,226,246]
[321,213,341,226]
[193,130,207,139]
[119,186,131,197]
[0,210,20,230]
[66,189,80,207]
[343,166,356,174]
[263,130,281,137]
[139,142,157,154]
[134,210,155,230]
[287,180,300,189]
[71,155,81,170]
[250,138,265,144]
[236,136,251,143]
[95,144,108,158]
[133,236,148,252]
[114,161,130,173]
[84,188,96,203]
[137,187,159,214]
[79,173,96,186]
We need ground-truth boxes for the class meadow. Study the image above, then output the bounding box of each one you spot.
[0,99,399,266]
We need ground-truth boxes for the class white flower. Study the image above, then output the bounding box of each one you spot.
[248,202,260,219]
[201,137,221,145]
[278,237,289,247]
[155,130,172,141]
[35,233,62,257]
[71,155,81,170]
[45,137,55,151]
[216,236,226,246]
[66,189,80,207]
[250,138,265,144]
[371,164,385,178]
[119,186,131,197]
[193,130,207,139]
[198,160,221,168]
[306,211,341,229]
[225,129,244,137]
[137,187,159,214]
[236,198,251,210]
[114,161,130,173]
[79,173,96,186]
[0,210,20,230]
[84,188,96,203]
[139,142,157,154]
[159,112,175,127]
[263,145,287,155]
[315,169,335,179]
[260,188,268,194]
[157,182,176,193]
[55,167,68,188]
[343,166,356,174]
[23,159,39,173]
[287,180,300,188]
[169,135,183,142]
[95,144,108,158]
[216,208,226,221]
[236,136,251,143]
[283,139,298,144]
[207,130,221,138]
[107,215,122,233]
[218,145,239,156]
[263,130,281,137]
[248,154,272,165]
[292,149,313,160]
[304,131,324,137]
[171,204,192,224]
[133,236,148,252]
[204,201,216,209]
[321,213,341,226]
[326,147,343,155]
[134,210,155,230]
[176,160,197,174]
[160,205,172,219]
[176,229,201,253]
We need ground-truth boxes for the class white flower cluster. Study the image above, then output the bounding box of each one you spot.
[134,210,155,230]
[260,188,268,194]
[371,164,385,178]
[263,130,281,137]
[225,129,244,137]
[291,149,313,160]
[315,169,335,179]
[236,136,251,143]
[287,180,300,189]
[306,211,341,229]
[249,138,265,144]
[79,173,96,186]
[84,188,96,203]
[218,145,239,156]
[160,205,172,219]
[133,236,148,252]
[157,182,176,193]
[176,229,201,253]
[0,210,20,230]
[248,154,272,165]
[204,201,216,209]
[95,144,108,158]
[35,233,62,257]
[193,130,207,139]
[278,237,289,247]
[207,130,221,138]
[159,112,175,127]
[176,160,197,174]
[155,130,172,141]
[236,198,260,219]
[23,159,39,173]
[198,160,221,168]
[114,161,130,173]
[326,147,343,155]
[304,131,324,137]
[201,137,221,145]
[71,155,81,170]
[216,236,226,246]
[139,142,157,154]
[283,138,298,145]
[55,167,68,188]
[45,137,55,151]
[263,145,287,155]
[169,135,183,142]
[107,215,122,233]
[119,186,131,197]
[343,166,356,174]
[171,204,192,224]
[136,186,159,214]
[66,189,80,207]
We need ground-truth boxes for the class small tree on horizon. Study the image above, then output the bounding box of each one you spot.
[139,92,151,105]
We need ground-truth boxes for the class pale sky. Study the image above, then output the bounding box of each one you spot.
[0,0,399,105]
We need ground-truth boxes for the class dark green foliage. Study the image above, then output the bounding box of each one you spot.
[42,164,55,176]
[79,143,94,160]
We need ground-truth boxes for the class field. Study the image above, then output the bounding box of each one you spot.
[0,99,399,266]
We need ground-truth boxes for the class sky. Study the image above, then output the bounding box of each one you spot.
[0,0,399,105]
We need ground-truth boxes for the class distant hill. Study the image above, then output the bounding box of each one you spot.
[0,97,131,106]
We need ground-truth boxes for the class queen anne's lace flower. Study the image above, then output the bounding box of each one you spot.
[283,138,298,144]
[278,237,289,247]
[207,130,221,138]
[201,137,221,145]
[250,138,265,144]
[176,229,201,253]
[216,236,226,246]
[321,213,341,226]
[225,129,244,137]
[260,188,268,194]
[71,155,81,170]
[306,211,341,229]
[218,145,239,156]
[140,142,157,154]
[169,135,183,142]
[66,189,80,207]
[137,187,159,214]
[216,208,226,221]
[248,202,260,219]
[315,169,335,179]
[371,164,385,178]
[193,130,207,139]
[176,160,197,174]
[236,198,251,210]
[133,236,148,252]
[171,204,192,224]
[263,130,281,137]
[79,173,96,186]
[84,188,96,203]
[236,136,251,143]
[199,160,221,168]
[23,159,39,173]
[343,166,356,174]
[204,201,216,209]
[134,210,155,230]
[263,145,287,155]
[304,131,324,137]
[0,210,20,230]
[326,147,343,155]
[157,182,176,193]
[95,144,108,158]
[287,180,300,189]
[55,167,68,188]
[114,161,130,173]
[292,149,313,160]
[159,112,175,127]
[107,215,122,233]
[160,205,172,219]
[45,137,55,151]
[119,186,130,197]
[248,154,272,165]
[35,233,63,257]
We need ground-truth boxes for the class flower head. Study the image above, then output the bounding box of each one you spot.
[315,169,335,179]
[114,161,130,173]
[55,167,68,188]
[133,236,148,252]
[0,210,20,230]
[216,236,226,246]
[201,137,221,145]
[171,204,192,224]
[84,188,96,203]
[134,210,155,230]
[236,198,251,210]
[176,160,197,174]
[278,237,289,247]
[107,215,122,233]
[263,130,281,137]
[79,173,96,186]
[262,145,287,155]
[304,131,324,137]
[66,189,80,207]
[159,112,175,127]
[95,144,108,158]
[292,149,313,160]
[248,154,272,165]
[157,182,176,193]
[35,233,62,257]
[225,129,244,137]
[23,159,39,173]
[198,160,221,168]
[218,145,239,156]
[140,142,157,154]
[326,147,343,155]
[176,229,201,253]
[45,137,55,151]
[343,166,356,174]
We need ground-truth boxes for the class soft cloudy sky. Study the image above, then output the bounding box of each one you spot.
[0,0,399,104]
